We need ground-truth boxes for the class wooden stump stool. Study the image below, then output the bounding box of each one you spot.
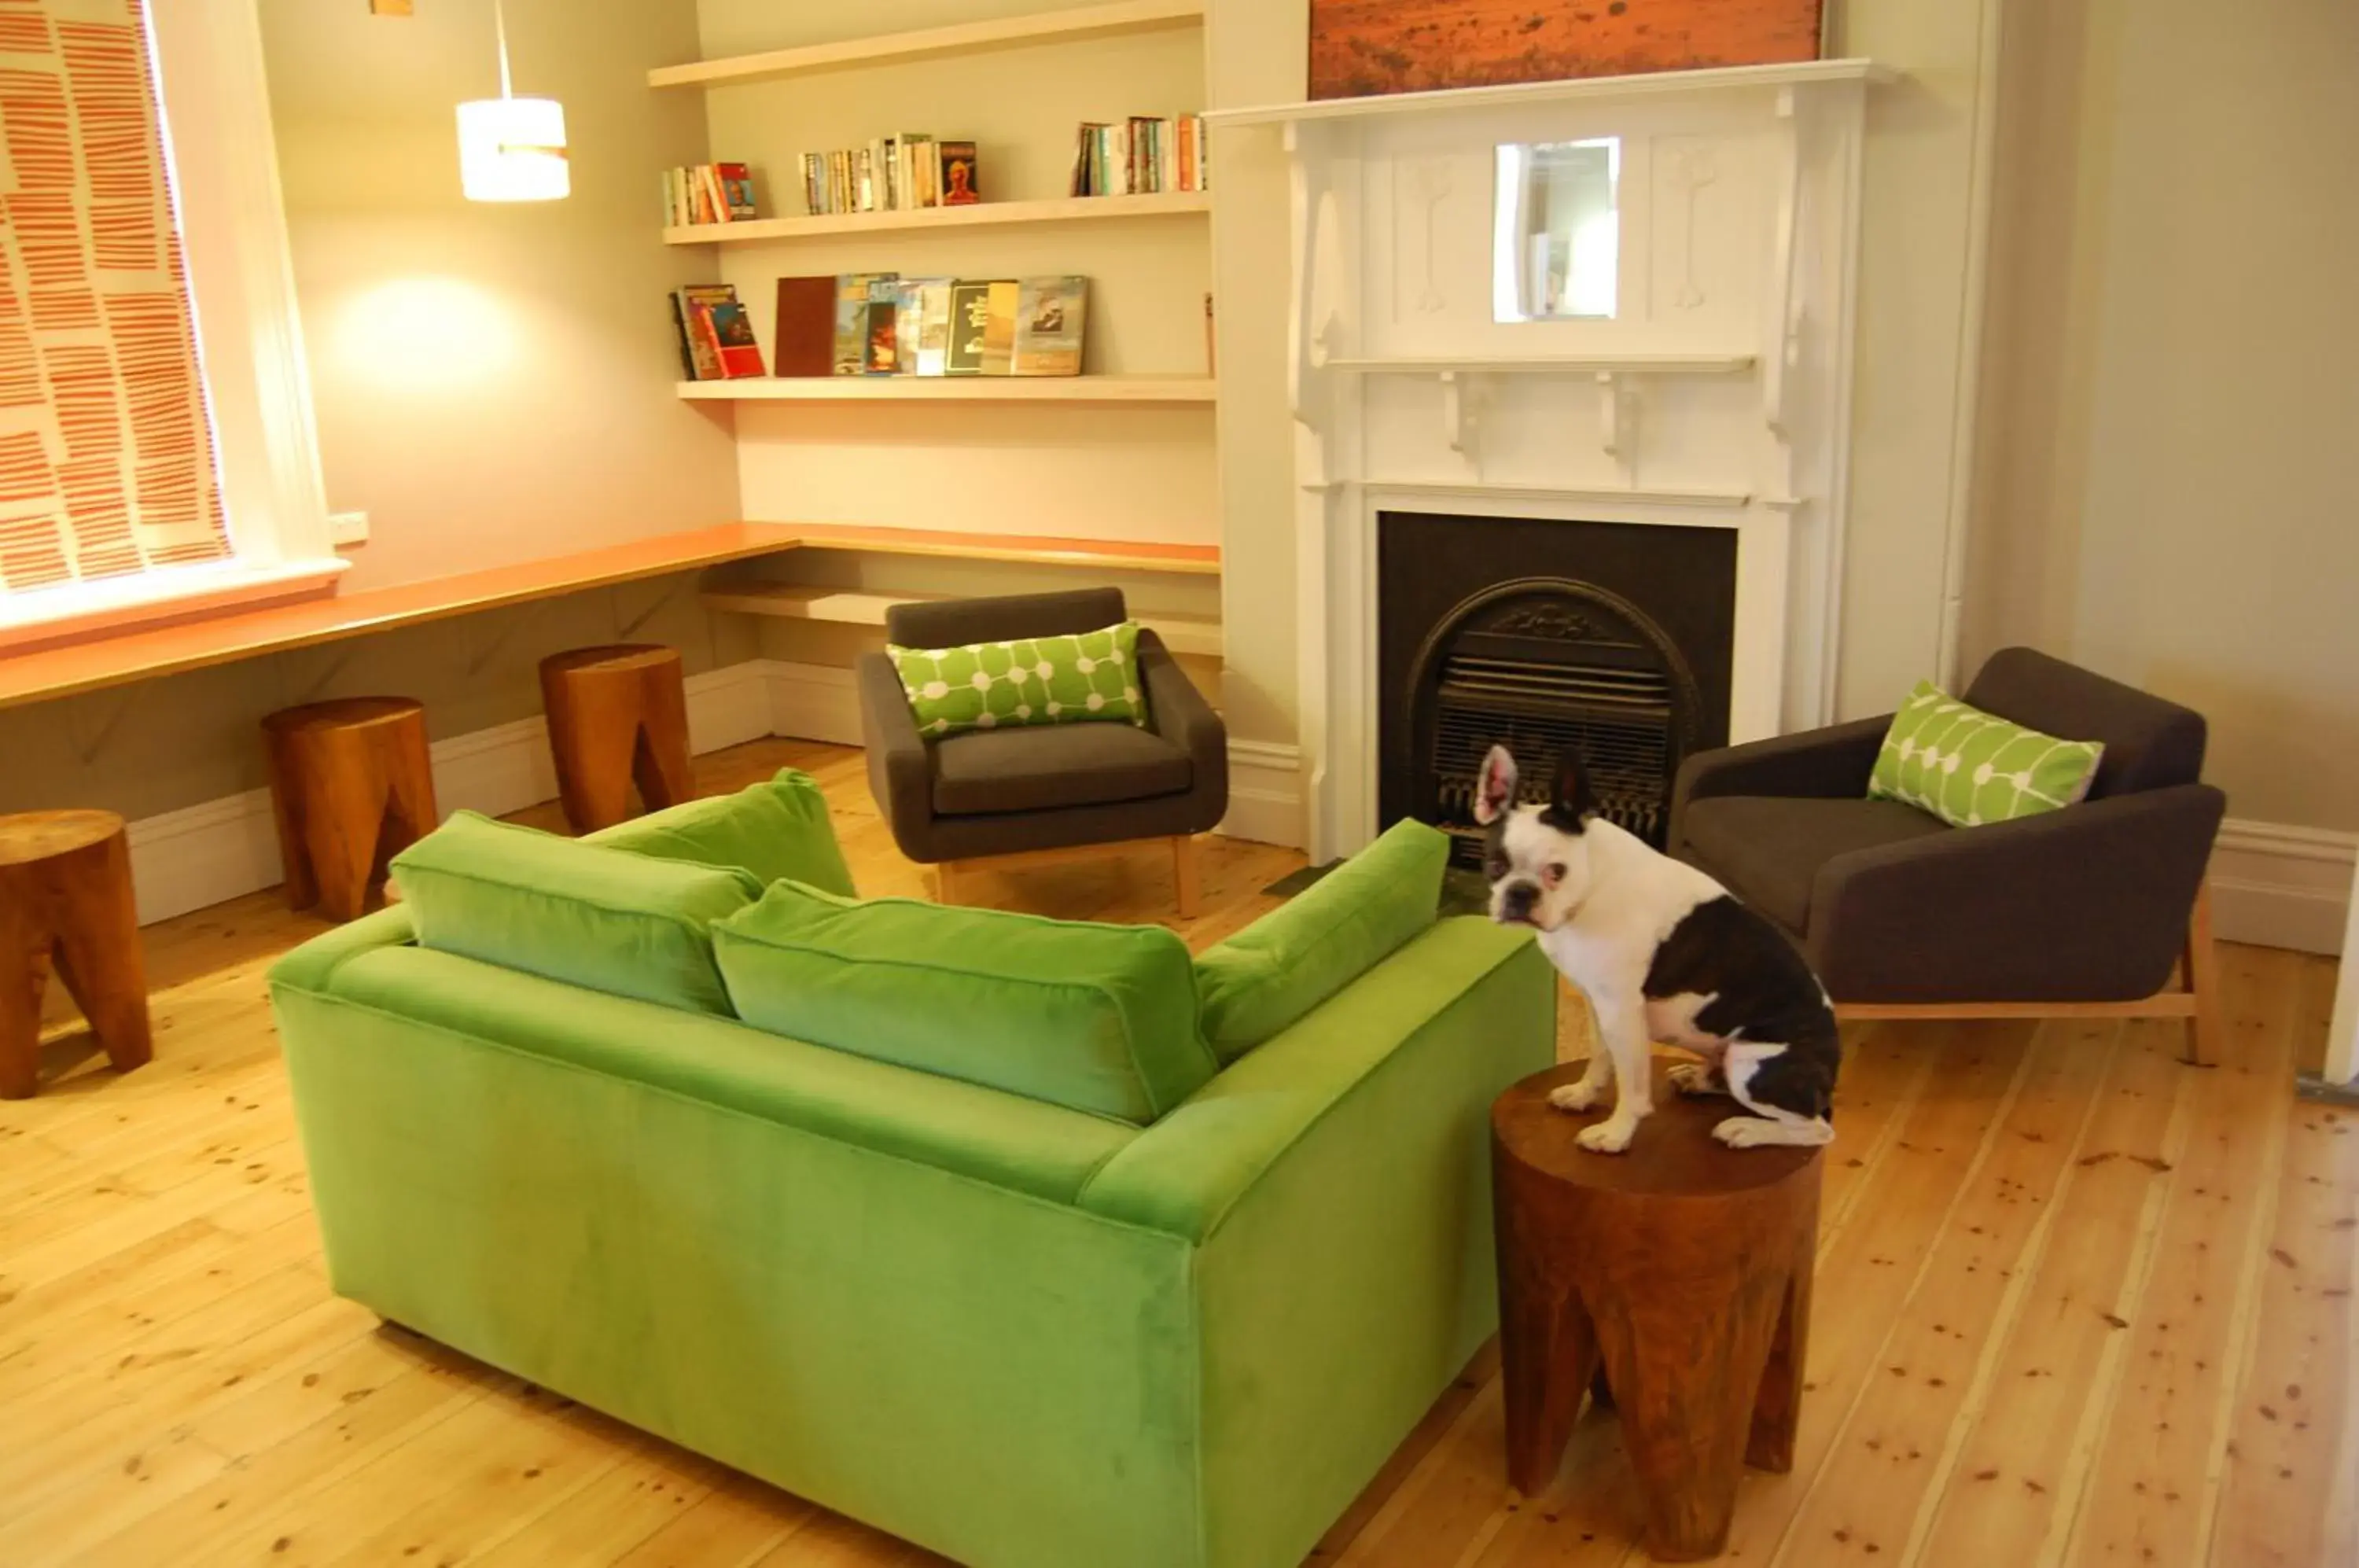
[1492,1060,1823,1562]
[263,697,438,923]
[0,810,151,1099]
[539,644,693,834]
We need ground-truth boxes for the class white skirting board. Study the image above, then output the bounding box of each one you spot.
[2208,819,2355,957]
[120,661,1307,926]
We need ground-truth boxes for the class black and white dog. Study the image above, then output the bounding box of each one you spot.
[1474,743,1841,1154]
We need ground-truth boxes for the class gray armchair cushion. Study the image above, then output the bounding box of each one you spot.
[934,723,1192,816]
[1677,796,1952,936]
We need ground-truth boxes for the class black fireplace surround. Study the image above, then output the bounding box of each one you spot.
[1377,511,1736,867]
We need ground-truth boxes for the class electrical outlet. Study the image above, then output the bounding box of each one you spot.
[328,510,370,547]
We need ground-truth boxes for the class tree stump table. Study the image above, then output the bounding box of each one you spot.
[1492,1059,1823,1562]
[0,810,152,1099]
[539,644,694,834]
[263,697,439,923]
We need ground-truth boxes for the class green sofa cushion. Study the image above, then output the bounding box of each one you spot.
[587,767,856,896]
[712,882,1216,1126]
[391,811,757,1016]
[1193,817,1451,1063]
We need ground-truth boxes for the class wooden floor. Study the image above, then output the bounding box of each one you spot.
[2,738,2351,1566]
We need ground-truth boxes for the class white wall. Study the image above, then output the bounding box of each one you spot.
[1963,0,2359,836]
[259,0,739,592]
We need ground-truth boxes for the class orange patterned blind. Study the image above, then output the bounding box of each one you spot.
[0,0,232,593]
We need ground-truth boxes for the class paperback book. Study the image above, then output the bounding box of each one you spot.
[800,134,976,215]
[663,163,759,226]
[1069,116,1207,197]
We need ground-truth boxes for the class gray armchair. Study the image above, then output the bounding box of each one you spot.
[1669,648,2225,1062]
[858,588,1227,914]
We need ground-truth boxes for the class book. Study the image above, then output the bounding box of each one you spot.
[890,278,926,374]
[772,275,837,377]
[978,278,1020,376]
[705,298,766,377]
[1011,276,1087,377]
[664,292,697,378]
[675,284,735,379]
[939,139,979,205]
[913,279,953,376]
[719,161,756,219]
[945,281,993,376]
[1069,116,1208,197]
[834,272,895,374]
[863,274,901,374]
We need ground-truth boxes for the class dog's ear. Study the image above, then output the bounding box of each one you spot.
[1474,744,1519,826]
[1540,748,1599,833]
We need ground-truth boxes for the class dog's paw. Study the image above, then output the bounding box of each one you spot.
[1576,1120,1636,1154]
[1667,1062,1722,1098]
[1548,1081,1604,1113]
[1713,1116,1776,1148]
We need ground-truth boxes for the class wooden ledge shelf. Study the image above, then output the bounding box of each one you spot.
[666,190,1209,246]
[705,583,1222,657]
[0,521,1220,710]
[650,0,1202,90]
[775,522,1221,576]
[679,374,1216,405]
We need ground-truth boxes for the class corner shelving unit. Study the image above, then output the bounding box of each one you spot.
[653,0,1222,654]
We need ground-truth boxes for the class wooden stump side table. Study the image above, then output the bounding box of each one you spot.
[0,810,152,1099]
[539,644,694,834]
[1492,1060,1823,1562]
[263,697,439,923]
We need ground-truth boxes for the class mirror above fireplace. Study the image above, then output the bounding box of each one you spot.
[1493,138,1619,322]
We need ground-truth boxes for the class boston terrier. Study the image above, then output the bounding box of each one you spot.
[1474,743,1841,1154]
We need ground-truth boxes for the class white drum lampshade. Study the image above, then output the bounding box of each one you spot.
[457,95,568,203]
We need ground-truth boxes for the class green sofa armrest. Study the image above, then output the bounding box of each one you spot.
[266,904,418,992]
[1078,917,1548,1242]
[274,942,1138,1203]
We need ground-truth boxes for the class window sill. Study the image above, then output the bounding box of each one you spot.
[0,556,351,657]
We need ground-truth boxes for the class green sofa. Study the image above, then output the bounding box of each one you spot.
[269,782,1553,1568]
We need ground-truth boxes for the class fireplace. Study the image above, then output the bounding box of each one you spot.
[1378,511,1735,866]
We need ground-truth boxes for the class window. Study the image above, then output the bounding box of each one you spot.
[0,0,335,646]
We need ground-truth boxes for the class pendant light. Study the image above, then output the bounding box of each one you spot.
[456,0,568,202]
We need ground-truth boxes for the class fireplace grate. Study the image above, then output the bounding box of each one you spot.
[1431,652,1675,859]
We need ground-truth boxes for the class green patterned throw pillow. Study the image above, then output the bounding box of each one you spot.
[1868,680,2104,827]
[892,619,1146,738]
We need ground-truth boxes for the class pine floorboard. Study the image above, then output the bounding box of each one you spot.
[1,738,2349,1566]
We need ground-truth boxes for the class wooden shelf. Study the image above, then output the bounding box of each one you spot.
[1323,353,1756,376]
[0,524,808,712]
[650,0,1203,90]
[679,374,1216,405]
[705,583,1221,657]
[0,521,1220,710]
[666,190,1209,246]
[1207,58,1893,127]
[775,522,1221,576]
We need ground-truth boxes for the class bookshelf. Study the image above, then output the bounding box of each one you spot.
[647,1,1204,90]
[665,190,1209,246]
[661,2,1217,594]
[676,374,1216,405]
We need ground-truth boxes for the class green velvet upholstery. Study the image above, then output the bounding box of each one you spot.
[1192,817,1452,1063]
[388,811,758,1015]
[271,872,1554,1568]
[587,768,857,896]
[714,882,1216,1126]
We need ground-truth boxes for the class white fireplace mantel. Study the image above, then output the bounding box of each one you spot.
[1210,60,1889,860]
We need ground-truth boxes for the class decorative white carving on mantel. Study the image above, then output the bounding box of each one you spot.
[1218,61,1886,860]
[1664,146,1719,310]
[1406,160,1452,315]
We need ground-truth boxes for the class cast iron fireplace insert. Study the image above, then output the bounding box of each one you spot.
[1377,511,1737,868]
